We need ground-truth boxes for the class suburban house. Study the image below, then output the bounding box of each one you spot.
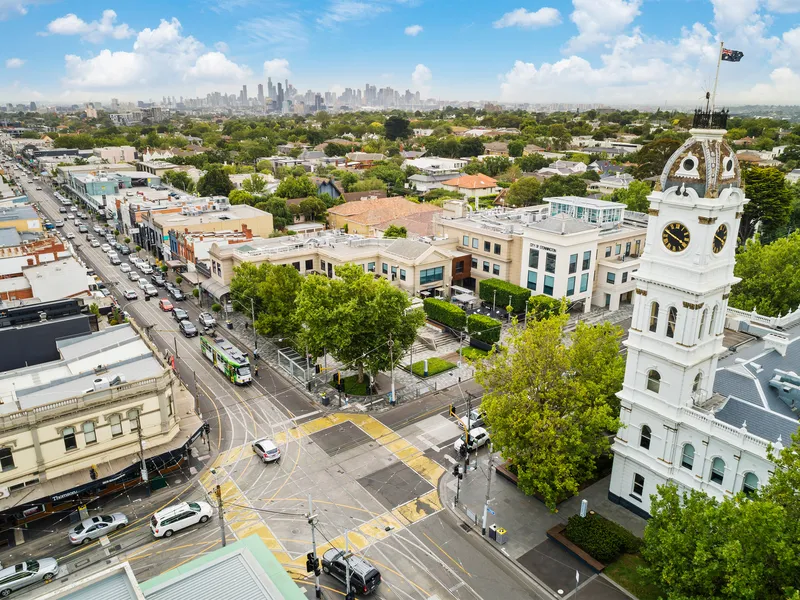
[483,141,509,156]
[327,196,442,235]
[538,160,589,176]
[588,174,636,194]
[441,174,501,200]
[342,189,387,203]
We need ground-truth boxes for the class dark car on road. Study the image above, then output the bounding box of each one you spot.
[151,273,166,287]
[168,286,186,301]
[322,548,381,596]
[179,320,198,337]
[172,307,189,321]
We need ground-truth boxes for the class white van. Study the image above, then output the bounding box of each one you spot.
[150,501,213,538]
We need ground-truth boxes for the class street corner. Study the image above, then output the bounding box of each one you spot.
[392,489,443,525]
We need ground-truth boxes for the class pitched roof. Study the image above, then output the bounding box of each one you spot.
[442,174,499,190]
[342,189,387,203]
[483,141,509,152]
[328,196,441,226]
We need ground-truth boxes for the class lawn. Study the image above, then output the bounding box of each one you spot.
[409,357,457,377]
[329,374,370,396]
[604,554,667,600]
[460,346,489,361]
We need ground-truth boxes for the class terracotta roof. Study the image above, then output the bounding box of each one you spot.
[442,174,499,190]
[328,196,441,227]
[342,189,387,203]
[376,212,438,237]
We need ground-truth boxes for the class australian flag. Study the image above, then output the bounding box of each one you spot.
[721,48,744,62]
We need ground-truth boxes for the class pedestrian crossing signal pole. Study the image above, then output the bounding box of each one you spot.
[306,494,322,599]
[482,442,494,536]
[216,483,226,547]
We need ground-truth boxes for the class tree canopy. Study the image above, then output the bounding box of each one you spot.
[383,225,407,238]
[606,180,652,213]
[275,175,317,199]
[506,177,541,207]
[740,166,793,243]
[383,116,412,140]
[197,166,234,197]
[242,173,268,194]
[230,263,302,340]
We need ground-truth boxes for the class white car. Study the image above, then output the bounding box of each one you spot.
[123,289,138,300]
[101,244,112,253]
[128,271,140,282]
[150,501,212,538]
[93,226,103,234]
[137,278,149,290]
[120,264,131,273]
[143,284,158,298]
[453,427,490,455]
[140,264,153,275]
[66,232,75,239]
[459,409,486,431]
[251,438,281,463]
[35,186,42,190]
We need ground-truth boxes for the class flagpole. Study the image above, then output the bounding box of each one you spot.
[710,41,724,115]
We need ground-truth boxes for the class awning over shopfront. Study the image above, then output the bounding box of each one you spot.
[165,260,185,270]
[201,279,231,301]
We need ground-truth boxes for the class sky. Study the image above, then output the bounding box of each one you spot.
[1,0,800,107]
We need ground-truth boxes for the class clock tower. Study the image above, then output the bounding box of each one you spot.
[608,109,749,517]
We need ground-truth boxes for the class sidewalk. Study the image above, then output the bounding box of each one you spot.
[439,448,646,599]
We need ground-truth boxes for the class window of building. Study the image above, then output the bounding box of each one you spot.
[292,261,300,271]
[569,253,578,274]
[698,309,707,340]
[382,263,388,274]
[527,271,537,291]
[635,239,641,255]
[640,425,652,449]
[0,447,14,472]
[83,422,96,445]
[305,259,314,271]
[367,262,375,272]
[109,414,123,437]
[492,264,500,276]
[391,266,398,279]
[543,275,555,296]
[605,246,612,257]
[582,250,591,271]
[566,276,575,296]
[545,253,556,274]
[681,444,695,469]
[667,307,677,338]
[419,267,444,285]
[649,302,659,332]
[494,243,501,255]
[625,241,631,256]
[709,305,717,335]
[484,241,491,252]
[621,272,628,283]
[710,457,725,485]
[692,372,702,394]
[742,472,759,496]
[606,272,616,284]
[320,260,326,272]
[580,273,589,293]
[472,238,479,249]
[647,370,661,393]
[455,261,464,274]
[632,473,645,497]
[615,243,621,255]
[399,269,406,281]
[528,249,539,268]
[471,257,478,268]
[128,409,140,431]
[462,235,469,246]
[482,261,490,273]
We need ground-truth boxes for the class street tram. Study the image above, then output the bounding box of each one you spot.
[199,334,252,384]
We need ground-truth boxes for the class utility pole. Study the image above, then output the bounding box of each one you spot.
[216,484,227,547]
[388,334,395,406]
[482,441,494,536]
[463,393,472,477]
[137,425,149,496]
[344,529,351,600]
[250,297,258,356]
[307,495,322,599]
[173,336,179,360]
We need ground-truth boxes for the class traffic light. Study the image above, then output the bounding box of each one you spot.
[448,404,457,418]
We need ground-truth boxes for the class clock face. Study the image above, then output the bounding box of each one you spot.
[712,224,728,254]
[662,222,691,252]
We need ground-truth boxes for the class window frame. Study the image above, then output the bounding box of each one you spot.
[63,426,78,451]
[666,306,678,338]
[566,276,575,296]
[528,248,539,269]
[544,252,556,274]
[568,253,578,275]
[83,421,97,445]
[582,250,591,270]
[632,473,645,497]
[543,275,555,296]
[579,272,589,293]
[482,261,489,273]
[492,264,500,276]
[109,414,123,437]
[462,235,469,246]
[649,302,659,333]
[710,457,725,485]
[639,425,651,450]
[681,443,695,470]
[493,243,501,255]
[742,472,759,496]
[484,240,491,252]
[646,370,661,393]
[606,272,616,284]
[128,409,140,431]
[527,271,537,291]
[0,447,14,472]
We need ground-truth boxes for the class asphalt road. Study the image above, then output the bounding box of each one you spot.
[4,175,551,600]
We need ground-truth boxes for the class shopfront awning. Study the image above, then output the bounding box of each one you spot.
[201,279,231,300]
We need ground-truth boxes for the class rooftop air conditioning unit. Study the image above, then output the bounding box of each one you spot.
[109,374,127,386]
[92,377,110,391]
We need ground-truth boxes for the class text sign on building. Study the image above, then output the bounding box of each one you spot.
[529,242,557,253]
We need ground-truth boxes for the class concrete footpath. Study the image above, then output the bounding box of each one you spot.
[437,446,647,600]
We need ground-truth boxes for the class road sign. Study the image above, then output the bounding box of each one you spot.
[487,507,495,515]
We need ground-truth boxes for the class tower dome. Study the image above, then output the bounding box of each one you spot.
[658,110,741,198]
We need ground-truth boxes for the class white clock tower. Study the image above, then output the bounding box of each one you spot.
[608,110,749,517]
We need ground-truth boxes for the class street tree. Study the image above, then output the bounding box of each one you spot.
[275,175,317,199]
[230,263,302,340]
[228,189,254,205]
[508,139,525,157]
[515,153,550,172]
[298,196,327,221]
[607,180,652,212]
[739,166,793,242]
[256,198,294,230]
[242,173,268,194]
[475,315,624,509]
[460,137,485,157]
[506,177,541,207]
[197,166,234,197]
[383,116,412,140]
[295,263,425,382]
[163,169,195,193]
[382,225,407,238]
[526,296,565,321]
[350,178,387,193]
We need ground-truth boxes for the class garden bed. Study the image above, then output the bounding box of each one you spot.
[329,374,370,396]
[605,553,667,600]
[460,346,489,361]
[405,357,457,378]
[546,523,606,572]
[563,512,642,564]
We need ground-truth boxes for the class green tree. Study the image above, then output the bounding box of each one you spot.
[548,124,572,150]
[740,166,793,242]
[197,166,234,197]
[298,197,327,221]
[257,198,294,230]
[275,175,317,199]
[506,177,541,207]
[778,145,800,163]
[479,156,512,177]
[295,264,425,382]
[515,153,550,172]
[460,137,485,157]
[228,189,254,205]
[324,142,351,157]
[607,180,651,212]
[729,231,800,317]
[475,315,624,509]
[507,139,525,157]
[350,178,387,193]
[338,171,359,192]
[538,174,588,200]
[230,263,302,339]
[526,296,565,321]
[631,138,682,179]
[384,116,412,140]
[383,225,407,238]
[163,170,195,193]
[368,162,406,190]
[242,173,268,194]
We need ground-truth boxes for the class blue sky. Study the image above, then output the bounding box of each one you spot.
[2,0,800,106]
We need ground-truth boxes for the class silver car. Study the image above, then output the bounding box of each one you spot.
[68,513,128,545]
[0,559,59,597]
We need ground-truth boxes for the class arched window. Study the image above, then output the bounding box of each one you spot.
[666,307,678,338]
[709,305,718,335]
[681,444,695,469]
[742,472,759,496]
[710,457,725,485]
[109,414,122,437]
[640,425,652,450]
[698,309,707,340]
[83,421,96,444]
[692,373,702,394]
[647,370,661,393]
[128,409,140,431]
[63,427,77,451]
[649,302,659,333]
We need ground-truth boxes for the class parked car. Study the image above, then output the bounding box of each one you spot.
[459,409,486,431]
[119,245,131,256]
[143,284,158,298]
[0,559,60,597]
[93,225,103,234]
[159,298,174,312]
[179,320,198,337]
[110,255,122,266]
[137,278,149,290]
[128,271,140,282]
[172,307,189,321]
[151,274,166,287]
[78,225,88,233]
[168,287,185,301]
[150,501,212,538]
[123,290,138,300]
[453,427,490,455]
[120,264,131,273]
[59,207,67,214]
[68,513,128,545]
[198,312,216,329]
[322,549,381,596]
[251,438,281,463]
[101,244,111,253]
[65,232,75,239]
[90,239,100,247]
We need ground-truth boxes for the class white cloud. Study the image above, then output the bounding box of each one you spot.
[5,57,25,68]
[565,0,641,52]
[46,9,134,43]
[0,0,46,20]
[214,41,229,53]
[710,0,759,31]
[765,0,800,12]
[263,58,291,79]
[411,63,432,96]
[317,0,410,27]
[735,66,800,103]
[238,15,308,50]
[493,7,561,30]
[186,52,251,82]
[404,24,423,36]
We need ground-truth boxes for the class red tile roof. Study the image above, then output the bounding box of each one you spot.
[442,174,499,190]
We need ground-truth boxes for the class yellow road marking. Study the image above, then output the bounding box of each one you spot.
[422,531,471,577]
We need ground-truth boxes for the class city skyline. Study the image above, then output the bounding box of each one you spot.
[1,0,799,106]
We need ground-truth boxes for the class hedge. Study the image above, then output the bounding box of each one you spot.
[424,298,466,330]
[564,513,643,564]
[467,313,501,345]
[478,279,531,313]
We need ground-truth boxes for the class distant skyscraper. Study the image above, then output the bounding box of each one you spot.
[277,83,284,112]
[111,98,119,110]
[267,77,274,99]
[29,102,36,111]
[257,84,264,105]
[241,85,248,105]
